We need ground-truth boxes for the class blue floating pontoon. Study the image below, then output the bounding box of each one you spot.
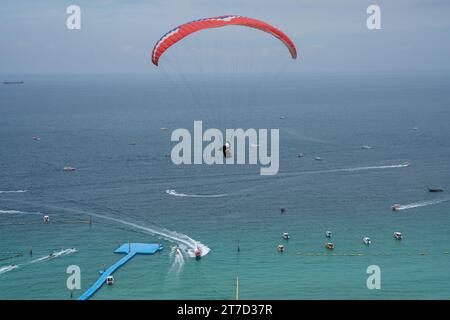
[78,243,163,300]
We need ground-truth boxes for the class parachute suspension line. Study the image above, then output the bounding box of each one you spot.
[163,51,216,127]
[180,35,220,128]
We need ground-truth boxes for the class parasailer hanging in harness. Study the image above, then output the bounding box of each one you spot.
[151,15,297,161]
[222,141,232,158]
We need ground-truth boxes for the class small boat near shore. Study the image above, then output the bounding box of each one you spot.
[3,81,24,85]
[393,232,403,240]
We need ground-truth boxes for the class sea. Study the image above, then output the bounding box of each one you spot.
[0,72,449,299]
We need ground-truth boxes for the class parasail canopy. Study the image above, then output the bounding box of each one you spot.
[151,15,297,66]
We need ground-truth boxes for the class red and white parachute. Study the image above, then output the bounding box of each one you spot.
[151,15,297,66]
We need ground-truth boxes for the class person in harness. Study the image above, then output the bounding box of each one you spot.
[222,141,232,158]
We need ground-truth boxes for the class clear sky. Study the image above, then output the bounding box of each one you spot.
[1,0,450,74]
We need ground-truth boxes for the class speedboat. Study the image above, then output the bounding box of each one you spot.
[195,247,202,260]
[391,204,401,211]
[175,246,182,256]
[277,244,285,252]
[393,232,403,240]
[428,187,444,192]
[106,276,114,285]
[363,237,371,245]
[63,166,76,172]
[282,233,290,240]
[402,162,410,167]
[315,157,323,161]
[325,230,332,238]
[325,242,334,250]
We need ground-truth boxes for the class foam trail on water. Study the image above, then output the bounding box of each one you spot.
[0,249,77,276]
[0,265,18,274]
[169,245,186,275]
[166,189,227,198]
[28,248,78,264]
[282,162,410,177]
[0,200,211,258]
[0,209,42,216]
[0,190,28,194]
[87,212,211,257]
[394,198,450,211]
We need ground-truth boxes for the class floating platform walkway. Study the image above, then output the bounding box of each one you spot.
[78,243,163,300]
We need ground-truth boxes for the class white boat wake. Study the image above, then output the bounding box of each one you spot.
[169,245,186,275]
[0,248,77,275]
[28,248,78,264]
[87,212,211,258]
[0,199,212,259]
[0,209,42,216]
[283,162,410,177]
[393,198,450,211]
[166,189,227,198]
[0,265,18,274]
[0,190,28,194]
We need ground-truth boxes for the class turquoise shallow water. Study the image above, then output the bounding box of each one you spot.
[0,73,449,299]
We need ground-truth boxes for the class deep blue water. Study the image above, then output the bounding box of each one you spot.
[0,72,449,299]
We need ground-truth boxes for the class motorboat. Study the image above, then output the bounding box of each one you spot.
[391,204,401,211]
[296,153,304,158]
[43,215,50,223]
[175,246,182,256]
[393,232,403,240]
[315,157,323,161]
[277,244,285,252]
[363,237,371,245]
[428,187,444,192]
[105,276,114,285]
[325,242,334,250]
[325,230,332,238]
[63,166,76,172]
[280,207,286,214]
[282,233,290,240]
[361,145,372,150]
[32,136,41,141]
